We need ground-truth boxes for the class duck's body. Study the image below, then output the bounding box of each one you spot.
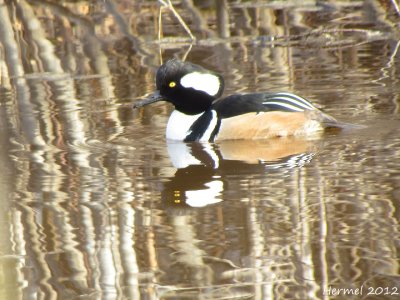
[134,59,343,142]
[165,92,339,142]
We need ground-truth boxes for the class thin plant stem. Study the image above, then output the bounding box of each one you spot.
[158,6,165,64]
[158,0,195,41]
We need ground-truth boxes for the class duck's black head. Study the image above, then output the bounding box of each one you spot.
[134,59,224,115]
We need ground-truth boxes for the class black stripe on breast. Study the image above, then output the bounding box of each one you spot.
[209,118,221,142]
[184,110,215,142]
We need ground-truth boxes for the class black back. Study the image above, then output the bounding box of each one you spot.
[212,92,316,119]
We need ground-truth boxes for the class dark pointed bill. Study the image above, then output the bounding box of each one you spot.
[133,90,164,109]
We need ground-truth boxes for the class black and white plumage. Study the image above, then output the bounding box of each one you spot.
[133,59,344,142]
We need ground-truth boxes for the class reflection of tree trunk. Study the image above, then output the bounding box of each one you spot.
[14,1,92,216]
[170,215,212,285]
[17,0,63,73]
[16,0,90,159]
[291,170,319,298]
[317,174,330,299]
[118,204,141,299]
[104,0,149,57]
[216,0,230,38]
[81,32,123,139]
[0,96,21,299]
[0,1,24,80]
[182,0,215,38]
[247,206,269,299]
[0,2,45,146]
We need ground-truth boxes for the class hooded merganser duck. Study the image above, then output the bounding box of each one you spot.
[133,59,344,142]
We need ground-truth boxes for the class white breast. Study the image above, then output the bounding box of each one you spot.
[166,110,201,141]
[166,110,218,142]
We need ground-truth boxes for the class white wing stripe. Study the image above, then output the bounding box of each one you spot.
[262,101,305,112]
[273,93,316,109]
[271,96,314,109]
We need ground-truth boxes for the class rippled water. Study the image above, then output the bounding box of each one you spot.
[1,1,400,299]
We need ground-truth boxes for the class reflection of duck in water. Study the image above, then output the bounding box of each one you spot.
[162,138,317,208]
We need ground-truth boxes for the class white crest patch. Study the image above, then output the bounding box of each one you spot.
[180,72,220,96]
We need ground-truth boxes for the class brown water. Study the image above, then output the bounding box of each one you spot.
[1,1,400,299]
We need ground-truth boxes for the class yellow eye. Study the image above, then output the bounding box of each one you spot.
[169,81,176,88]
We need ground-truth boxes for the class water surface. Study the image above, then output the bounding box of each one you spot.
[0,1,400,299]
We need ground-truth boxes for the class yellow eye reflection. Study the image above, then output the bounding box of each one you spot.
[174,190,181,204]
[169,81,176,88]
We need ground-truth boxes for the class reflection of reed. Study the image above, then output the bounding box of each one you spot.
[0,0,399,299]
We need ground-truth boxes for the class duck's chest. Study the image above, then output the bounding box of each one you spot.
[166,110,219,142]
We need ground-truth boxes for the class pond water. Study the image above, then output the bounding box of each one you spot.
[0,1,400,299]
